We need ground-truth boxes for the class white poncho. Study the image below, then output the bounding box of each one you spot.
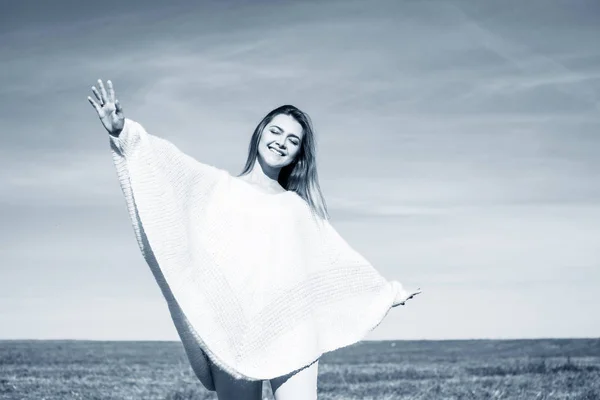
[109,118,410,390]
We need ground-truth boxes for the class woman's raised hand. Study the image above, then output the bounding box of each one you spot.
[87,79,125,137]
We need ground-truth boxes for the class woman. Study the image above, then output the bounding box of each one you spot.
[87,79,421,400]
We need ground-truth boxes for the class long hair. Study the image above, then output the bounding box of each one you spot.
[237,105,329,220]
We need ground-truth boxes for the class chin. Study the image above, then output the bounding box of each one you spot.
[266,159,289,169]
[259,151,292,169]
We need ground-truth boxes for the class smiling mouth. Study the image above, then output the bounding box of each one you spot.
[269,147,285,156]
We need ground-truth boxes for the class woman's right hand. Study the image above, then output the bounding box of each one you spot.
[87,79,125,137]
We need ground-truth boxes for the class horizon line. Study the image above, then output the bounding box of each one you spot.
[1,337,598,343]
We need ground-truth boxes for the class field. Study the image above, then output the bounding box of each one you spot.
[1,339,599,399]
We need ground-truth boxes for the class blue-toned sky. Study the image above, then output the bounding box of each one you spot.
[1,0,599,340]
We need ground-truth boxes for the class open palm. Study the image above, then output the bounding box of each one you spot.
[87,79,125,136]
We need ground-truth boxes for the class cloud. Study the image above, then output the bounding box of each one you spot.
[447,3,600,111]
[1,0,599,340]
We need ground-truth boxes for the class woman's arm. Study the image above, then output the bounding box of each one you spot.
[108,117,223,190]
[88,79,226,271]
[88,78,222,183]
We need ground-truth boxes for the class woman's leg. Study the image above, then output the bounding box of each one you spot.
[270,360,319,400]
[208,357,263,400]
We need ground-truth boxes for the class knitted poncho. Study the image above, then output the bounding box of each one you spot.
[108,118,410,390]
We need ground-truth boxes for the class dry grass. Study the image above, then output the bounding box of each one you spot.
[1,339,599,399]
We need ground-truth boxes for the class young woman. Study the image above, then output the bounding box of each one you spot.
[87,79,421,400]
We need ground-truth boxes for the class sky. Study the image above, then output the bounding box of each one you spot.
[0,0,599,341]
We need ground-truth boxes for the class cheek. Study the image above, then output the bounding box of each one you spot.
[287,148,301,162]
[260,131,275,143]
[258,135,267,148]
[257,135,270,154]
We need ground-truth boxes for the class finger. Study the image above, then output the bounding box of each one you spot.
[115,99,124,115]
[107,80,116,103]
[407,291,421,300]
[87,96,101,114]
[97,79,108,104]
[91,86,103,104]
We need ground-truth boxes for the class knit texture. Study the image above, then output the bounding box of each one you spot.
[108,118,410,390]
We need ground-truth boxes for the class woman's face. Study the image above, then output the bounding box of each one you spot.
[257,114,304,169]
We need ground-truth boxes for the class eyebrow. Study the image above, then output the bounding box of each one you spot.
[270,125,301,140]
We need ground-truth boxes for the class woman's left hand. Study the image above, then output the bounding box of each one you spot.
[392,282,422,307]
[396,288,421,306]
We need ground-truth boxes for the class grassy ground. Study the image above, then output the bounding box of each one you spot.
[1,339,599,399]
